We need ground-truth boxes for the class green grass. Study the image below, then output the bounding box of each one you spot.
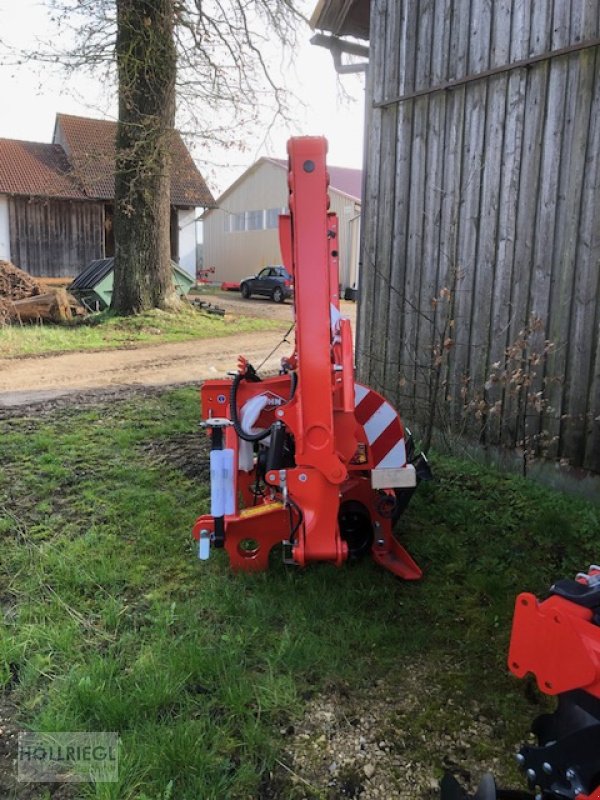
[0,308,284,358]
[0,389,598,798]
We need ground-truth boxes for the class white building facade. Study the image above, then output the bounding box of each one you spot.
[203,158,361,290]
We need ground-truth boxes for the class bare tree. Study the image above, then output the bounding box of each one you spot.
[3,0,306,313]
[111,0,177,313]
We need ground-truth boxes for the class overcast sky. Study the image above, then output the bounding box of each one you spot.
[0,1,366,196]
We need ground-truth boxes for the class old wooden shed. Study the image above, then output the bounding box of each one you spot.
[0,114,215,278]
[313,1,600,476]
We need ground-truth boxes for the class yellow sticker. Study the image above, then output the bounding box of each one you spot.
[239,501,284,519]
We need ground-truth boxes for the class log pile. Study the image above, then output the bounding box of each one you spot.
[0,259,42,300]
[0,260,86,324]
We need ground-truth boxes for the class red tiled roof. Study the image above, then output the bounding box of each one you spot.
[270,158,362,201]
[54,114,117,201]
[0,114,215,207]
[55,114,215,207]
[0,139,86,200]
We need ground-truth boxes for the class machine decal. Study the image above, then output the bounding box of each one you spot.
[354,383,407,468]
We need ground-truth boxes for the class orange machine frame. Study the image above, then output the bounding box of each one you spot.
[193,137,421,577]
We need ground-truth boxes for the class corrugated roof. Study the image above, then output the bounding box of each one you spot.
[310,0,371,39]
[71,256,194,292]
[55,114,215,207]
[70,258,114,291]
[0,139,87,200]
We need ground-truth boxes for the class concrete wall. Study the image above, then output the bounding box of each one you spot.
[177,208,197,276]
[0,195,11,261]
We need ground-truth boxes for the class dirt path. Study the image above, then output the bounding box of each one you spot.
[0,296,356,408]
[0,329,292,408]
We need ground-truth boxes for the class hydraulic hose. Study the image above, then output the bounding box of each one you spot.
[289,370,298,400]
[230,368,298,443]
[230,372,271,442]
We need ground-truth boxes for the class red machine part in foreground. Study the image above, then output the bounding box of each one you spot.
[507,566,600,800]
[192,136,430,575]
[441,566,600,800]
[509,567,600,699]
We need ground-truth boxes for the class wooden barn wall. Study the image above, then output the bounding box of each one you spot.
[8,198,104,278]
[357,0,600,472]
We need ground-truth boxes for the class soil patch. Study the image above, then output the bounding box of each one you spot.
[269,666,514,800]
[0,691,77,800]
[139,431,211,481]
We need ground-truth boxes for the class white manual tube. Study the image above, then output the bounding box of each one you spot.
[238,394,270,471]
[210,449,225,517]
[222,449,235,515]
[198,530,210,560]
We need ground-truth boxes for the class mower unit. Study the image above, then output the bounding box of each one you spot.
[442,566,600,800]
[193,136,429,575]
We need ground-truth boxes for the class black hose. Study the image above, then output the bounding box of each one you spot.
[230,372,271,442]
[230,368,298,443]
[289,370,298,400]
[286,495,303,545]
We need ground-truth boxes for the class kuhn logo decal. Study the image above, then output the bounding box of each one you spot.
[262,391,285,407]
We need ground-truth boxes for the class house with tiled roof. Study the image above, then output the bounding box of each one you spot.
[202,156,362,292]
[0,113,215,278]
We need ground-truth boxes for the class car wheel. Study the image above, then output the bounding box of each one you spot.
[272,286,284,303]
[241,283,251,299]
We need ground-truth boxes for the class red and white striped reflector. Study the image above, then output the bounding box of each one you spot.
[354,383,407,468]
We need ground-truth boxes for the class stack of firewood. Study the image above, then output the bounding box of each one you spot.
[0,259,42,300]
[0,260,86,324]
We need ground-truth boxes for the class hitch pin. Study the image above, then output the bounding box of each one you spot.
[279,469,288,507]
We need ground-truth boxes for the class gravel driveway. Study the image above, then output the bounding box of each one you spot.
[0,293,357,408]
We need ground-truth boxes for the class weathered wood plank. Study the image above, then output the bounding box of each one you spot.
[501,4,551,449]
[565,46,600,468]
[356,0,387,383]
[448,0,491,432]
[359,0,600,472]
[488,0,531,446]
[7,197,103,277]
[370,0,402,397]
[385,0,419,412]
[523,0,571,457]
[544,2,597,463]
[414,0,452,431]
[401,0,435,414]
[467,0,512,445]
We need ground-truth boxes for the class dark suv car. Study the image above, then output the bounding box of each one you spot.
[240,266,293,303]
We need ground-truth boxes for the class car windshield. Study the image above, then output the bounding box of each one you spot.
[257,268,270,278]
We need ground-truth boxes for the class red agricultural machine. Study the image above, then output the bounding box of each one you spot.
[193,136,429,575]
[443,566,600,800]
[192,136,600,800]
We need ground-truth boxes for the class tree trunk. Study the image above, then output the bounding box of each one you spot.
[111,0,178,315]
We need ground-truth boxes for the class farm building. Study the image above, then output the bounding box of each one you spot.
[0,113,215,278]
[202,156,362,290]
[312,1,600,480]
